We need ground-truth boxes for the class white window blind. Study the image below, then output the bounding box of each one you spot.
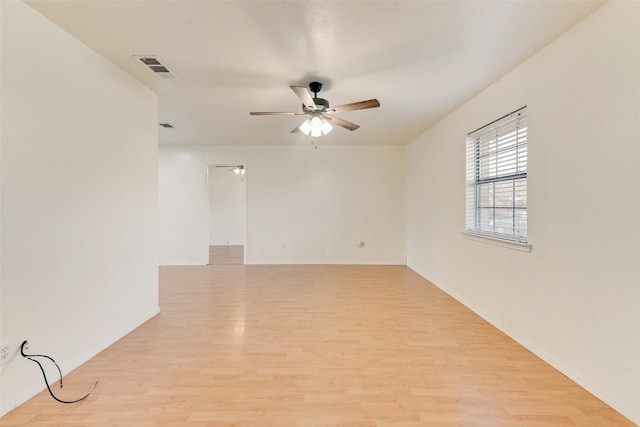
[465,106,527,243]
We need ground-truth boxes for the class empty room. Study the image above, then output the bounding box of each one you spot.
[1,1,638,426]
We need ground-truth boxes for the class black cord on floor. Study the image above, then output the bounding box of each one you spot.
[21,341,98,404]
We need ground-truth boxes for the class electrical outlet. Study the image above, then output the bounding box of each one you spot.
[0,342,16,366]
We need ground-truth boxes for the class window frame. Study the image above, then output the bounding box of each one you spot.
[465,106,529,247]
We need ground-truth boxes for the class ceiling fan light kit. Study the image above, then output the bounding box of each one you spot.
[250,81,380,138]
[300,114,333,136]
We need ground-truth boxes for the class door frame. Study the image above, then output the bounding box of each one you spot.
[206,162,247,264]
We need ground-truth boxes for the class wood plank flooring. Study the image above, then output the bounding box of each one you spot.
[209,245,244,265]
[1,265,633,426]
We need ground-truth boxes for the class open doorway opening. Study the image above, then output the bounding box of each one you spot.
[207,164,246,265]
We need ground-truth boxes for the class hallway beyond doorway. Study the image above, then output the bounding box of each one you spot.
[209,245,243,265]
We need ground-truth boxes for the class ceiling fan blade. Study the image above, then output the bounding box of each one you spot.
[325,116,360,131]
[329,99,380,114]
[290,125,302,134]
[250,111,306,115]
[290,85,317,110]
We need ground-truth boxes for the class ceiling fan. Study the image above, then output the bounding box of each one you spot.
[250,82,380,137]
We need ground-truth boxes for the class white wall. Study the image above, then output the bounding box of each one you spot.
[159,144,405,265]
[405,2,640,424]
[1,1,158,415]
[208,165,245,246]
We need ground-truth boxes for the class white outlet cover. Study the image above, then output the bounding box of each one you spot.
[0,341,19,366]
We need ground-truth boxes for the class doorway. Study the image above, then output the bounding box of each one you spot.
[207,164,246,265]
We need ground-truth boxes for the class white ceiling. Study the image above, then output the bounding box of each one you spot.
[26,0,604,146]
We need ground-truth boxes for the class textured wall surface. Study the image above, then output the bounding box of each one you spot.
[159,144,405,265]
[406,2,640,423]
[1,1,159,415]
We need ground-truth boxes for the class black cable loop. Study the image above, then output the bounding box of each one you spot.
[20,341,98,404]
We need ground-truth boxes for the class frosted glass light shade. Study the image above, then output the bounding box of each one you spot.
[299,119,312,135]
[299,115,333,136]
[320,119,333,135]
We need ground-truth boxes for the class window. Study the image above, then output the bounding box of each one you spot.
[465,106,527,243]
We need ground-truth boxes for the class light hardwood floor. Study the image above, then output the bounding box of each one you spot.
[1,265,633,426]
[209,245,244,265]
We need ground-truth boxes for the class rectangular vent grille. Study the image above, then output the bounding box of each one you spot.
[133,55,179,80]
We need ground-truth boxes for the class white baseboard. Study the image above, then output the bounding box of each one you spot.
[246,260,406,265]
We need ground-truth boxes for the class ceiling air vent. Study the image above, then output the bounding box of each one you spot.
[133,55,179,80]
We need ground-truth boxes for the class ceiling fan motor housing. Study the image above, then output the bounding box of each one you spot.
[303,97,329,112]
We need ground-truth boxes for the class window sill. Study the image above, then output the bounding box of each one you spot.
[462,232,532,252]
